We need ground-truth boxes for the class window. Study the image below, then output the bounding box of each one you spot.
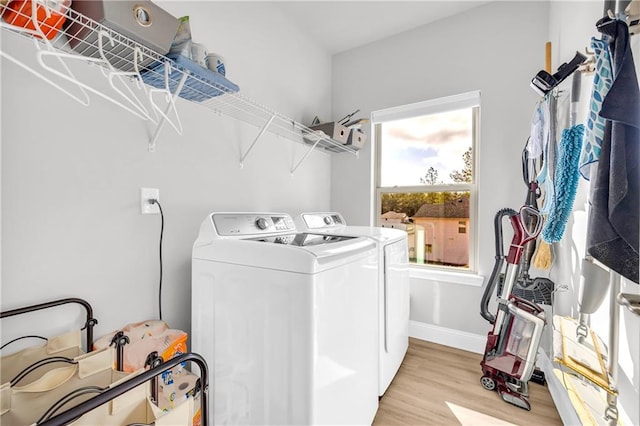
[458,221,467,234]
[373,91,479,271]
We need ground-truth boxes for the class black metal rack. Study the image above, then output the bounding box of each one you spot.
[38,352,209,426]
[2,298,209,425]
[1,297,98,351]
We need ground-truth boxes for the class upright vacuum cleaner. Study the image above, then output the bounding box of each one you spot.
[480,206,546,411]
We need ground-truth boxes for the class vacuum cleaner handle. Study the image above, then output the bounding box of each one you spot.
[480,208,518,324]
[506,206,543,265]
[509,294,545,316]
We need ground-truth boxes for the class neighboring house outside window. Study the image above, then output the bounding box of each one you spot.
[373,91,479,272]
[413,198,470,267]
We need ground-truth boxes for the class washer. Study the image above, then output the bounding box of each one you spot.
[297,212,410,396]
[191,212,379,425]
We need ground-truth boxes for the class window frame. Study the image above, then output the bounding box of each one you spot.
[372,91,480,273]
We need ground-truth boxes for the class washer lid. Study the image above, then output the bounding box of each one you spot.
[192,235,376,273]
[247,233,356,246]
[193,213,377,272]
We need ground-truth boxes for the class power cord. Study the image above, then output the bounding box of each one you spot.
[149,198,164,321]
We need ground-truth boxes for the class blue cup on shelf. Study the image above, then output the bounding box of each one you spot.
[206,53,226,76]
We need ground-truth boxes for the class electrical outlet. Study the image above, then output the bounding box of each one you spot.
[141,188,160,214]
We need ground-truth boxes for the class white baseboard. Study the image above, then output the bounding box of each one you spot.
[409,320,486,354]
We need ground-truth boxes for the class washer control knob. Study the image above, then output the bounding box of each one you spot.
[255,217,269,230]
[323,216,332,225]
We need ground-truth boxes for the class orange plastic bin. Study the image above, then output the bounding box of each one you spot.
[2,0,70,40]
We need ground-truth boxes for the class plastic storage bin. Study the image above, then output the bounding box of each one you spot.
[1,0,70,40]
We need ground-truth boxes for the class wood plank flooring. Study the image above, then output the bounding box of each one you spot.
[373,338,562,425]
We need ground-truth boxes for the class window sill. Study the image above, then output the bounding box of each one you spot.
[409,266,485,287]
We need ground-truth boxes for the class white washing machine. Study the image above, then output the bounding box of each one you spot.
[297,212,410,396]
[191,212,379,425]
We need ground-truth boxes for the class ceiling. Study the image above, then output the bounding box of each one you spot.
[275,1,489,55]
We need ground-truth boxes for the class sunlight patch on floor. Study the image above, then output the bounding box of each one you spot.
[446,401,518,426]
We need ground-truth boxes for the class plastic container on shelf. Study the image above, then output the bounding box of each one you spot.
[1,0,70,40]
[141,53,240,102]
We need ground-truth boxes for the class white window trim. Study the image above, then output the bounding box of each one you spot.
[372,91,481,274]
[371,90,480,124]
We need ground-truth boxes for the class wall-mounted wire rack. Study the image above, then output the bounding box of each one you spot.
[0,0,358,173]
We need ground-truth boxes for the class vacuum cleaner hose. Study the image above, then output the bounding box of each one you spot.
[481,208,518,324]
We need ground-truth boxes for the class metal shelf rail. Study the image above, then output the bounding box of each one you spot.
[39,352,210,426]
[0,0,357,171]
[0,297,98,352]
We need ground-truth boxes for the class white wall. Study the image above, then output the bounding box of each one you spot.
[331,1,550,336]
[1,2,334,346]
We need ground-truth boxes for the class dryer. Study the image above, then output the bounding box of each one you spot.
[297,212,410,396]
[191,212,379,425]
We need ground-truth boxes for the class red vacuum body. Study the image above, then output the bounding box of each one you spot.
[479,207,546,411]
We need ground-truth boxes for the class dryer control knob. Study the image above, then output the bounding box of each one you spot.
[256,217,269,230]
[323,216,332,225]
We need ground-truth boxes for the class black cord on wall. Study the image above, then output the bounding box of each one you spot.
[150,199,164,321]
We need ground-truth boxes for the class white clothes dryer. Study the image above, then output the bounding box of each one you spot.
[191,212,379,425]
[297,212,410,396]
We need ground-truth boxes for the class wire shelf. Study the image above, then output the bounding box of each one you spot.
[0,0,359,157]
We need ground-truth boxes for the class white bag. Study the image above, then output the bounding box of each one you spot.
[1,330,84,386]
[0,348,136,425]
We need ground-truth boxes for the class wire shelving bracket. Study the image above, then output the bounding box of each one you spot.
[240,113,276,168]
[0,0,360,168]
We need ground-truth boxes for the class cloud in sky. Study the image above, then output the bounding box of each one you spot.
[386,127,469,145]
[380,109,472,186]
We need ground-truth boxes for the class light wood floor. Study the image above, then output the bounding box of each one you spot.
[373,338,562,425]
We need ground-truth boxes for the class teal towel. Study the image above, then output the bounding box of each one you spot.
[541,124,584,243]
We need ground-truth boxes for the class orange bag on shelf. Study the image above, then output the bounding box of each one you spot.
[2,0,70,40]
[94,320,188,373]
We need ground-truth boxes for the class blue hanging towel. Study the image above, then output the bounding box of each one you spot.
[541,124,584,243]
[580,37,614,180]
